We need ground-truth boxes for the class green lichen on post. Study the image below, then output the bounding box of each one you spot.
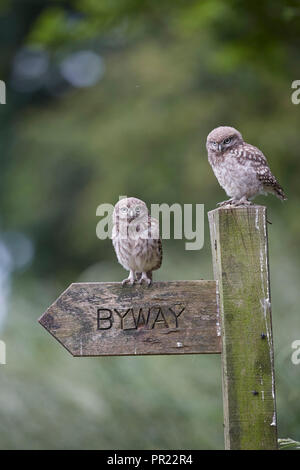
[208,206,278,450]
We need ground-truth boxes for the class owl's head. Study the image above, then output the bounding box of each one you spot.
[113,197,148,224]
[206,126,243,154]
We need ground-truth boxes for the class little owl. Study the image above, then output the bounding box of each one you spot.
[206,126,287,206]
[112,197,162,286]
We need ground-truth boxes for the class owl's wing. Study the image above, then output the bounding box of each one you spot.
[152,237,163,271]
[233,144,287,200]
[137,216,157,238]
[148,216,160,240]
[232,143,268,166]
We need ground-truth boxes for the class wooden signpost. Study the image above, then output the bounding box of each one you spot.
[39,206,278,450]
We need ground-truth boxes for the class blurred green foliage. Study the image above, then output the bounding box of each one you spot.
[0,0,299,449]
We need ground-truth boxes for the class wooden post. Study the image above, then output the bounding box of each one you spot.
[208,206,278,450]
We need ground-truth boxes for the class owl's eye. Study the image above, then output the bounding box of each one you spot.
[121,207,128,213]
[223,137,232,144]
[135,206,141,214]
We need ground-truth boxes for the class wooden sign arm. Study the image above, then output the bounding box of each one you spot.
[208,206,278,450]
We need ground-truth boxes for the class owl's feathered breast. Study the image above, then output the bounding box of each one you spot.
[112,216,162,272]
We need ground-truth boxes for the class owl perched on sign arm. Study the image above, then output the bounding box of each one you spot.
[206,126,287,206]
[112,197,162,286]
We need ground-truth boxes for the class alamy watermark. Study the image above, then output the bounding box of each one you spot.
[291,340,300,365]
[0,340,6,365]
[291,80,300,105]
[0,80,6,104]
[96,197,204,250]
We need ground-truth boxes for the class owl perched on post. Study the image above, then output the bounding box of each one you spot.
[206,126,287,206]
[112,197,162,286]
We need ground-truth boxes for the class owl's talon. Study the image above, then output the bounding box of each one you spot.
[122,281,135,287]
[138,279,151,286]
[122,276,136,286]
[217,197,252,208]
[232,197,252,207]
[138,273,152,286]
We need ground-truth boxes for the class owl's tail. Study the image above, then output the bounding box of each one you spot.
[261,174,287,201]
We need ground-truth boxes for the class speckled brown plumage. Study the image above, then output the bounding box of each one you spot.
[206,126,287,206]
[112,197,162,285]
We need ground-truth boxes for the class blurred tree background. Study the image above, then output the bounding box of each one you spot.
[0,0,299,449]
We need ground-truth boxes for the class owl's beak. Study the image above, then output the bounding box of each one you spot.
[218,143,223,152]
[128,209,135,219]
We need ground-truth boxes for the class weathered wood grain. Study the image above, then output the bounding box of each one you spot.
[208,205,277,450]
[39,281,221,356]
